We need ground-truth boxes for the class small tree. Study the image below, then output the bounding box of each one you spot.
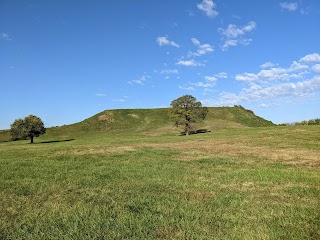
[170,95,208,136]
[10,118,27,140]
[10,115,46,143]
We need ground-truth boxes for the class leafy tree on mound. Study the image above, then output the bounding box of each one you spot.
[170,95,208,136]
[10,115,46,143]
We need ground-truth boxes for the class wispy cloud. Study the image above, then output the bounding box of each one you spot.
[219,21,256,39]
[129,74,151,85]
[219,21,256,51]
[188,38,214,57]
[96,93,107,97]
[0,32,11,41]
[180,72,226,93]
[156,36,180,48]
[160,69,179,75]
[177,59,204,67]
[205,72,228,81]
[197,0,218,18]
[179,85,195,91]
[112,99,125,102]
[280,2,298,12]
[192,81,215,88]
[214,72,228,79]
[259,103,273,108]
[186,10,195,16]
[260,62,277,69]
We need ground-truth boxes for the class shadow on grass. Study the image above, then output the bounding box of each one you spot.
[40,139,75,144]
[179,129,211,136]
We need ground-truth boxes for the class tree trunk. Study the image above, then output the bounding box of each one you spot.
[30,136,34,144]
[185,123,190,136]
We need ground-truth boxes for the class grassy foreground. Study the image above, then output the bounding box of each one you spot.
[0,126,319,239]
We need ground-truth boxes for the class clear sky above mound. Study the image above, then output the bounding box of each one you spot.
[1,0,319,129]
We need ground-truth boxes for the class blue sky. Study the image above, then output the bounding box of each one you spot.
[1,0,320,129]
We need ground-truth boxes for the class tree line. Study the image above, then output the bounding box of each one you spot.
[280,118,320,126]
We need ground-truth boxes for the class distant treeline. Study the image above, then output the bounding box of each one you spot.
[280,118,320,126]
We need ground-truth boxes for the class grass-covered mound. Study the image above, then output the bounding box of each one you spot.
[0,106,274,142]
[47,106,274,138]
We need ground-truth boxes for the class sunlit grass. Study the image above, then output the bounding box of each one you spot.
[0,125,319,239]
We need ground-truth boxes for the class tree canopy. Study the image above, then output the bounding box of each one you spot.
[170,95,208,135]
[10,115,46,143]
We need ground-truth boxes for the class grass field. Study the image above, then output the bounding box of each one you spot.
[0,108,319,239]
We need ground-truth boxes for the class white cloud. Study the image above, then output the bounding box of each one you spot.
[312,64,320,73]
[258,67,289,81]
[203,54,320,108]
[299,53,320,64]
[259,103,270,108]
[156,36,180,48]
[197,0,218,18]
[192,81,215,88]
[205,76,217,81]
[177,59,204,67]
[204,72,228,82]
[235,73,259,82]
[129,74,151,85]
[235,58,310,83]
[188,38,214,57]
[219,21,256,51]
[221,39,238,51]
[96,93,107,97]
[0,32,11,41]
[112,99,125,102]
[215,72,228,79]
[191,38,201,46]
[160,69,179,75]
[219,76,320,105]
[239,38,252,46]
[179,85,195,91]
[280,2,298,12]
[260,62,277,69]
[288,61,309,72]
[219,21,256,39]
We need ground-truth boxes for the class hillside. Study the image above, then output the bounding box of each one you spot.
[45,106,274,137]
[0,106,274,142]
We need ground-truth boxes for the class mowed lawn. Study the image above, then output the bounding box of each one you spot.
[0,126,319,239]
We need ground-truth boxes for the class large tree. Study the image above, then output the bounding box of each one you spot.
[10,115,46,143]
[170,95,208,136]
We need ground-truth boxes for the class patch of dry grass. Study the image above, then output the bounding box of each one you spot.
[143,138,320,167]
[55,145,135,156]
[128,113,140,119]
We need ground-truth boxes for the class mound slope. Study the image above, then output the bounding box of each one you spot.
[0,106,274,141]
[48,106,274,136]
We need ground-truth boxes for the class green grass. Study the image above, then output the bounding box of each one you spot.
[0,123,319,239]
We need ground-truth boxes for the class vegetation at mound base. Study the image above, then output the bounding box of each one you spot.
[0,125,319,239]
